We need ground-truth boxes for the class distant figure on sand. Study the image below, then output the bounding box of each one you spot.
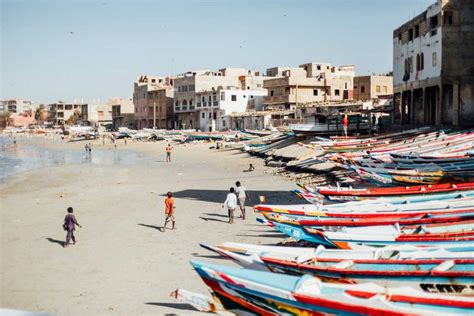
[342,114,349,138]
[88,143,92,154]
[166,143,173,162]
[235,181,248,220]
[244,163,255,172]
[63,207,82,248]
[85,143,89,153]
[223,187,237,224]
[163,192,176,231]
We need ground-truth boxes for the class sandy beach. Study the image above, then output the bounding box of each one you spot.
[1,136,302,315]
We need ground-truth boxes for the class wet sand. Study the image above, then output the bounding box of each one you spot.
[1,136,302,315]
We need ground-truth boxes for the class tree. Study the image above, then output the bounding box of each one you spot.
[35,104,48,125]
[66,110,81,125]
[0,111,12,128]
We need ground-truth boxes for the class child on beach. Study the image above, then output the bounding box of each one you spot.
[163,192,176,231]
[63,207,82,248]
[235,181,247,220]
[223,187,237,224]
[166,143,173,162]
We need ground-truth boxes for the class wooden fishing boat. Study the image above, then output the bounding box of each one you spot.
[316,182,474,200]
[201,244,474,296]
[191,260,474,315]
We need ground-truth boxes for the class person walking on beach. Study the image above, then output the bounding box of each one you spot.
[166,143,173,162]
[163,192,176,231]
[342,114,349,138]
[85,143,89,153]
[63,207,82,248]
[88,143,92,154]
[223,187,237,224]
[235,181,248,220]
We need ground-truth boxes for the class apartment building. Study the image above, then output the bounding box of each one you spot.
[353,75,394,100]
[133,75,174,129]
[173,68,266,129]
[393,0,474,127]
[196,88,267,131]
[81,103,113,128]
[47,101,82,125]
[262,62,355,111]
[0,99,35,114]
[112,99,135,130]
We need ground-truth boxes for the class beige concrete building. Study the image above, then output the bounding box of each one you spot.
[133,75,174,129]
[173,68,268,129]
[353,75,393,100]
[393,0,474,127]
[110,98,135,130]
[80,102,113,128]
[263,62,355,111]
[47,101,82,125]
[0,99,35,114]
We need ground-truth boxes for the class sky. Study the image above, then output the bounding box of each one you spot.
[1,0,435,104]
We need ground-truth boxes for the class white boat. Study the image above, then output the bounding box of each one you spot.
[289,114,370,135]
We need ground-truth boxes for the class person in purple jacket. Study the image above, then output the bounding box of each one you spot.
[63,207,82,248]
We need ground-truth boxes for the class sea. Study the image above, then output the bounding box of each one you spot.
[0,135,149,182]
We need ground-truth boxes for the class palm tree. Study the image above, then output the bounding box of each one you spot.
[66,109,81,125]
[35,104,47,125]
[0,111,12,128]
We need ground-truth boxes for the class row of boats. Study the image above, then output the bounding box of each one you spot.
[173,128,474,315]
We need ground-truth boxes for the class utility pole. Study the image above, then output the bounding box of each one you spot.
[153,101,156,129]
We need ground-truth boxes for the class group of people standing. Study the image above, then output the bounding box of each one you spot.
[223,181,247,224]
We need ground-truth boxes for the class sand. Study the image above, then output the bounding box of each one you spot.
[1,136,302,315]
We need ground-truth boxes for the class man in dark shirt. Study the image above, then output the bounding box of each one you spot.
[64,207,82,248]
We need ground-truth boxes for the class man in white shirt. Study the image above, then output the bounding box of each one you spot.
[235,181,248,220]
[223,187,237,224]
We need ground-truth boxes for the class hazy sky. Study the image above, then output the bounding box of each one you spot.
[1,0,434,104]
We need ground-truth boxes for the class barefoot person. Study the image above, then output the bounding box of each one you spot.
[223,187,237,224]
[166,143,173,162]
[63,207,82,248]
[235,181,248,220]
[163,192,176,231]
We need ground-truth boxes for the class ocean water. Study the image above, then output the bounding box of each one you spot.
[0,136,149,182]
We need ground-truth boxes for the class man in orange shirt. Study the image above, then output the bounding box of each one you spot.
[163,192,176,231]
[166,143,173,162]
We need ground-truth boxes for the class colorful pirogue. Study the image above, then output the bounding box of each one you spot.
[172,129,474,315]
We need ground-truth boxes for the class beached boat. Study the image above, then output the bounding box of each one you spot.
[191,260,474,315]
[201,243,474,296]
[289,114,370,135]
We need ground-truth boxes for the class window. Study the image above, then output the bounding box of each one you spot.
[420,53,424,70]
[414,25,420,38]
[213,112,217,120]
[209,112,212,119]
[408,28,413,41]
[223,120,226,127]
[313,89,318,96]
[443,11,453,25]
[376,85,381,93]
[65,104,72,110]
[345,82,348,89]
[182,100,187,106]
[335,89,340,96]
[432,52,437,67]
[398,33,402,41]
[208,96,211,102]
[270,90,274,96]
[213,95,217,101]
[189,100,193,106]
[416,54,421,71]
[361,86,365,93]
[221,92,225,101]
[430,15,438,36]
[202,96,205,102]
[383,86,388,93]
[317,65,321,70]
[202,113,205,119]
[231,95,237,101]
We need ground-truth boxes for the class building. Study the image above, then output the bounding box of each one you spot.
[0,99,35,114]
[112,99,135,130]
[262,62,355,111]
[353,75,394,100]
[173,68,267,129]
[133,75,174,129]
[393,0,474,127]
[47,101,82,125]
[196,88,267,131]
[80,103,113,128]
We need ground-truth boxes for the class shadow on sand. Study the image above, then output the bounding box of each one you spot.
[145,302,196,312]
[199,217,229,223]
[138,223,163,231]
[46,238,64,247]
[163,189,305,205]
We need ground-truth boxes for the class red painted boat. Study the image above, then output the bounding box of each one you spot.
[318,182,474,198]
